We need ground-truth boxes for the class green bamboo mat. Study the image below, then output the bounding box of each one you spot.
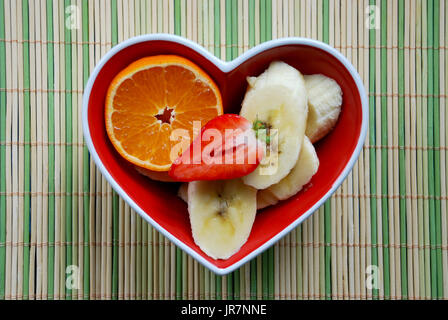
[0,0,446,300]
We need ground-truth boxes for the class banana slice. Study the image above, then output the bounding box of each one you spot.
[135,166,176,182]
[240,61,308,190]
[179,182,271,211]
[178,183,188,202]
[256,189,279,210]
[188,179,257,260]
[257,136,319,209]
[304,74,343,143]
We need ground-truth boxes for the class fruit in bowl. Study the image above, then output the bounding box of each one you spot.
[83,35,367,274]
[104,53,343,260]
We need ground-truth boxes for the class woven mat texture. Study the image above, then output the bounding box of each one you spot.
[0,0,447,300]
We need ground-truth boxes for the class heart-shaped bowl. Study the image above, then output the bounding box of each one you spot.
[83,34,368,275]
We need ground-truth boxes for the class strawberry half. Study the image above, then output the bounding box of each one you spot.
[169,114,265,182]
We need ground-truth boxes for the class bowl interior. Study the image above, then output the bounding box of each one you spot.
[87,39,362,269]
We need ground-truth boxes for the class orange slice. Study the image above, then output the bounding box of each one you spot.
[105,55,223,171]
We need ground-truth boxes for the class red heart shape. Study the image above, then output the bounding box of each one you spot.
[83,35,368,274]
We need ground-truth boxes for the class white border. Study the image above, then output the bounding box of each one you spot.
[82,34,368,275]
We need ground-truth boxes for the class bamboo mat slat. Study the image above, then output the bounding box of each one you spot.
[0,0,446,300]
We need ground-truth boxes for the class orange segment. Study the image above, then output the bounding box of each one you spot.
[105,55,223,171]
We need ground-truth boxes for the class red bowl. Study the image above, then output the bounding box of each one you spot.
[82,34,368,275]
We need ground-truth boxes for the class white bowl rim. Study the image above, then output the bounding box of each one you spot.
[82,33,369,275]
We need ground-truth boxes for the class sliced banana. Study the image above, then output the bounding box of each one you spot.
[178,183,188,202]
[135,166,176,182]
[304,74,342,143]
[188,179,257,260]
[257,136,319,209]
[179,182,270,211]
[240,61,308,190]
[256,189,279,210]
